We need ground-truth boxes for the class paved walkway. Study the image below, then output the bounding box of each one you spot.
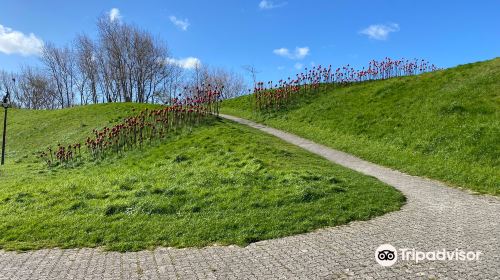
[1,115,499,279]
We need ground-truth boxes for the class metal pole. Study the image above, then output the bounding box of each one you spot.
[1,106,6,165]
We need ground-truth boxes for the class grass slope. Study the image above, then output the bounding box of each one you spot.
[0,103,404,251]
[222,58,500,195]
[1,102,161,159]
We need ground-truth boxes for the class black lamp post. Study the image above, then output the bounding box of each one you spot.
[1,82,12,166]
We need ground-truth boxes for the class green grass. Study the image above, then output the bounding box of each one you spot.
[0,103,404,251]
[1,102,161,158]
[222,58,500,195]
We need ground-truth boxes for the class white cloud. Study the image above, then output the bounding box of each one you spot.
[360,23,399,40]
[295,47,309,59]
[273,48,290,57]
[166,57,201,69]
[109,8,122,22]
[169,16,190,31]
[0,24,43,56]
[259,0,287,10]
[294,62,303,70]
[273,46,310,60]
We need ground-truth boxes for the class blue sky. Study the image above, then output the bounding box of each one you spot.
[0,0,498,83]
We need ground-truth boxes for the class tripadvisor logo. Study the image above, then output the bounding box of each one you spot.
[375,244,482,267]
[375,244,397,267]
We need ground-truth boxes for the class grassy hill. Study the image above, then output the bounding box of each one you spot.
[222,58,500,195]
[1,102,161,157]
[0,103,404,251]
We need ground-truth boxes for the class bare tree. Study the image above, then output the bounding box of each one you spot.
[96,16,175,104]
[41,43,76,108]
[95,43,117,103]
[182,64,246,100]
[182,63,209,98]
[242,64,260,88]
[97,17,129,102]
[75,34,100,104]
[158,63,183,104]
[130,26,171,103]
[208,67,246,99]
[17,66,57,109]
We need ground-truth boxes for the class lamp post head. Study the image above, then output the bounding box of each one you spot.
[2,93,10,109]
[1,78,15,109]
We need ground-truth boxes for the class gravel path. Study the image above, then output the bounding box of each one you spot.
[0,114,498,279]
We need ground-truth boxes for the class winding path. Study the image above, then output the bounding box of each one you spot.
[1,115,499,279]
